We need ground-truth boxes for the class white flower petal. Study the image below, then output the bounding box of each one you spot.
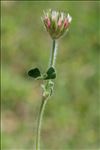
[52,11,57,20]
[61,12,64,20]
[67,13,72,23]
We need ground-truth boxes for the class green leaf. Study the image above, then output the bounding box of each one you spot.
[47,67,55,74]
[28,68,41,78]
[44,67,56,80]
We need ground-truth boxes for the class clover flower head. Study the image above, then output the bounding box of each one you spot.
[42,9,72,39]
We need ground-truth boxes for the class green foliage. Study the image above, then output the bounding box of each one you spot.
[1,1,100,150]
[28,67,56,80]
[28,68,41,78]
[44,67,56,80]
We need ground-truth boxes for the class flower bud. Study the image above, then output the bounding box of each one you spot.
[42,9,72,39]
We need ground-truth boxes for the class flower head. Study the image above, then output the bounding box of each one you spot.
[42,9,72,39]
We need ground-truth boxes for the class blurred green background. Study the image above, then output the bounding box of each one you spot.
[1,1,100,150]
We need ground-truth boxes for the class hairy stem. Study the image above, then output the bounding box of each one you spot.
[35,39,57,150]
[36,96,49,150]
[49,39,58,67]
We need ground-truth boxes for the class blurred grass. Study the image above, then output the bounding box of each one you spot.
[1,1,100,150]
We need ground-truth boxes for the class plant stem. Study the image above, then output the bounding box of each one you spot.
[36,96,49,150]
[49,39,58,67]
[35,39,57,150]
